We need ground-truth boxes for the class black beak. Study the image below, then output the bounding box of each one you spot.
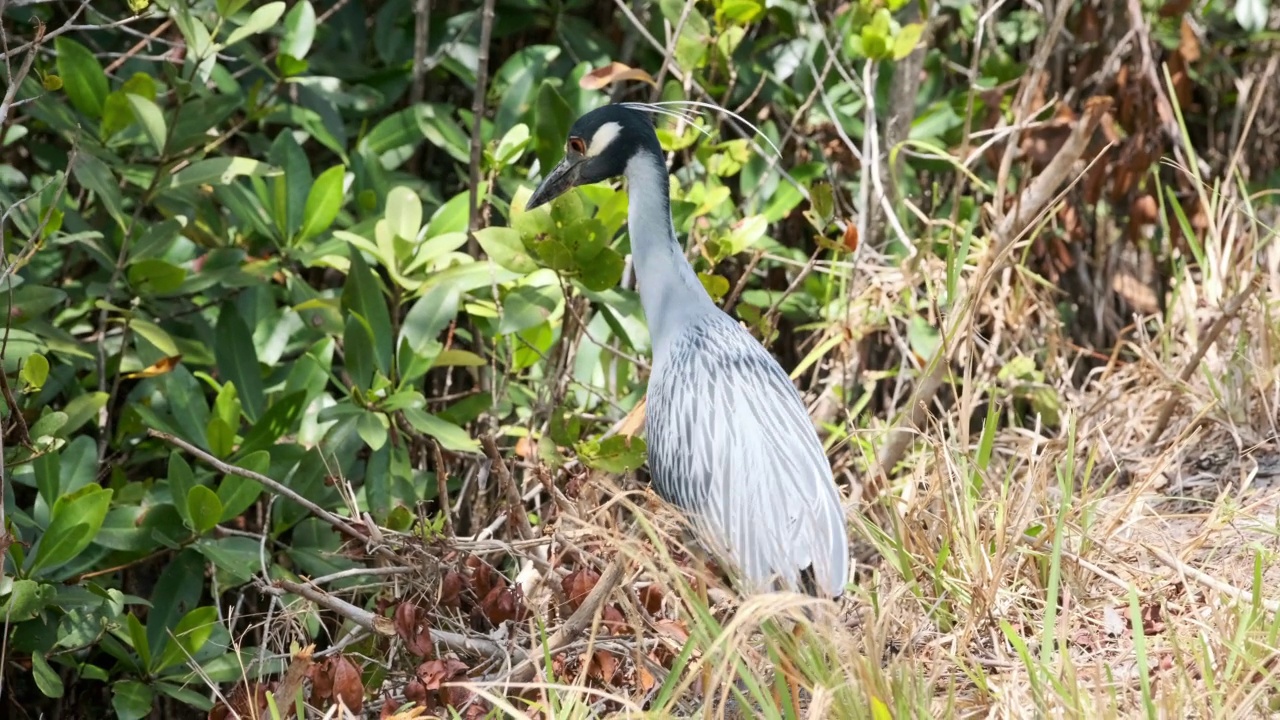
[526,156,581,210]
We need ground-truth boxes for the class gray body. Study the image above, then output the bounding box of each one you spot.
[527,104,851,598]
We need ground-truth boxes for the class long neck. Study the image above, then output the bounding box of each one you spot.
[625,152,715,359]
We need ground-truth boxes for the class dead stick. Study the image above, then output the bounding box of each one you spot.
[482,436,535,542]
[432,440,455,538]
[1143,276,1261,447]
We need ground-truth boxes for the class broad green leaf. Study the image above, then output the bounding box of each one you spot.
[55,37,108,118]
[401,284,459,354]
[126,613,151,669]
[206,417,235,458]
[238,391,308,455]
[72,153,126,227]
[194,536,259,585]
[577,247,625,292]
[341,247,393,374]
[356,411,388,451]
[269,131,311,241]
[22,353,49,389]
[112,681,154,720]
[167,453,197,528]
[126,94,167,153]
[0,579,55,621]
[281,0,316,59]
[225,2,286,46]
[214,304,265,422]
[892,23,925,60]
[128,258,187,295]
[495,123,531,165]
[403,408,478,452]
[30,485,114,576]
[131,319,181,356]
[170,157,276,189]
[343,315,377,392]
[385,185,423,242]
[217,472,263,522]
[154,606,219,672]
[298,164,345,242]
[146,550,204,653]
[534,80,574,173]
[186,485,223,534]
[32,654,64,698]
[475,227,538,273]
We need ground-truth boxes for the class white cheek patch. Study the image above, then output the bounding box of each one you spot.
[586,121,623,158]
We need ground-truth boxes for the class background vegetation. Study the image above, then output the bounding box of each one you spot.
[1,0,1278,717]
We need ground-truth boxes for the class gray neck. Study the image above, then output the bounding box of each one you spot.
[625,153,715,359]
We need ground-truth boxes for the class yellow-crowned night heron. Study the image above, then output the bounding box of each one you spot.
[526,103,850,599]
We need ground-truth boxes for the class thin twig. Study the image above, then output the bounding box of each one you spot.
[149,430,398,563]
[466,0,497,249]
[433,440,455,537]
[1145,543,1280,614]
[483,436,535,542]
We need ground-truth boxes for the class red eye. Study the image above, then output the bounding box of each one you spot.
[568,136,586,155]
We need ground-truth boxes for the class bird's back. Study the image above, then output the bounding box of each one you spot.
[644,310,850,598]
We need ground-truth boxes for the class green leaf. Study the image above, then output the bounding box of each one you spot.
[892,23,925,60]
[112,681,154,720]
[385,185,423,242]
[475,227,538,274]
[0,579,55,621]
[186,485,223,535]
[401,284,459,355]
[72,153,126,228]
[578,435,647,474]
[281,0,316,59]
[269,131,311,241]
[167,453,197,528]
[698,272,730,301]
[298,164,345,242]
[534,80,574,173]
[126,94,168,153]
[356,411,388,451]
[206,417,235,458]
[22,353,49,389]
[214,303,265,423]
[495,123,531,166]
[127,258,187,295]
[30,485,113,576]
[55,37,108,118]
[32,654,64,698]
[225,1,286,46]
[403,408,478,452]
[577,247,625,292]
[194,536,259,585]
[126,612,152,670]
[217,472,263,522]
[238,391,308,455]
[154,606,219,672]
[342,247,394,375]
[170,157,276,189]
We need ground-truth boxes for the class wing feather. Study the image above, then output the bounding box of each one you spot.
[646,313,851,597]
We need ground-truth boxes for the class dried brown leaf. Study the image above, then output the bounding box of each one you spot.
[333,655,365,713]
[578,62,657,90]
[562,568,600,611]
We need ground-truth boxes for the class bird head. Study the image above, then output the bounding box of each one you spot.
[525,104,660,210]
